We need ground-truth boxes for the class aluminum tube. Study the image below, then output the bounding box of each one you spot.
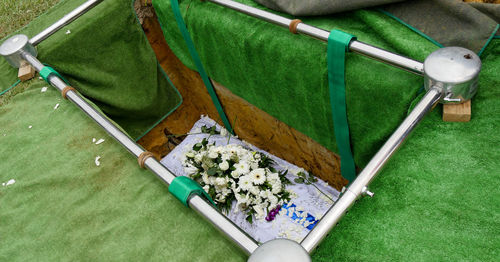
[208,0,291,27]
[349,41,424,75]
[29,0,103,46]
[20,51,259,254]
[189,195,260,255]
[301,87,442,253]
[205,0,424,75]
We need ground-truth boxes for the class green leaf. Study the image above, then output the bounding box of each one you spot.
[246,215,253,224]
[193,143,202,151]
[207,167,218,176]
[294,178,305,183]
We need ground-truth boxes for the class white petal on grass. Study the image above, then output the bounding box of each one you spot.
[2,179,16,186]
[92,138,96,143]
[41,87,48,92]
[54,103,60,110]
[66,30,71,34]
[28,125,32,129]
[95,156,101,166]
[95,138,105,145]
[38,76,43,80]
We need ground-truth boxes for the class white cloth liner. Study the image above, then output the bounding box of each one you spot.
[160,116,339,243]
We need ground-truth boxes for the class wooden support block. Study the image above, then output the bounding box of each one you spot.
[443,100,471,122]
[18,62,36,82]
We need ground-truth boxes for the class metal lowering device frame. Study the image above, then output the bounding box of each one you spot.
[0,0,481,261]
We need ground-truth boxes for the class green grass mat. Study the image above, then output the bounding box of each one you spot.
[313,40,500,261]
[0,80,245,261]
[0,0,182,139]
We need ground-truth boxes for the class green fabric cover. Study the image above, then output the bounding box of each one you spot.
[153,0,439,167]
[0,81,245,261]
[383,0,499,53]
[0,0,182,139]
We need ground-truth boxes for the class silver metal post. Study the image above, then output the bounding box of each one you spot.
[301,87,442,252]
[29,0,104,46]
[20,51,259,255]
[205,0,424,75]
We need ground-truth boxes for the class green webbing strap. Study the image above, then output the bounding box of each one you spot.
[169,176,216,207]
[40,66,66,84]
[170,0,234,134]
[328,30,357,182]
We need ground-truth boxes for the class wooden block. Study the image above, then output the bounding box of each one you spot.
[443,100,471,122]
[18,62,36,82]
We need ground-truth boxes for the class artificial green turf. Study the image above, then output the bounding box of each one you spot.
[0,81,246,261]
[0,0,182,139]
[313,40,500,261]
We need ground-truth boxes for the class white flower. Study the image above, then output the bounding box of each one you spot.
[202,173,210,185]
[215,193,227,202]
[231,183,241,194]
[220,128,228,137]
[249,186,260,196]
[267,172,279,182]
[271,182,282,194]
[219,161,229,171]
[184,165,198,175]
[259,190,272,199]
[250,168,266,185]
[185,152,195,158]
[238,175,253,191]
[203,185,210,193]
[234,162,250,175]
[250,162,259,170]
[231,170,241,178]
[194,153,203,163]
[253,153,261,159]
[215,177,227,187]
[221,152,231,161]
[253,204,266,220]
[236,194,250,210]
[208,151,218,159]
[268,195,278,207]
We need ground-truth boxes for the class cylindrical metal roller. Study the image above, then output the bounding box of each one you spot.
[0,34,37,68]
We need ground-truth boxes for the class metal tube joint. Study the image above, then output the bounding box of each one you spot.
[0,34,37,68]
[423,47,481,104]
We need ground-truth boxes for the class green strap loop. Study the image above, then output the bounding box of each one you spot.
[169,176,216,207]
[327,30,357,182]
[170,0,234,134]
[40,66,65,83]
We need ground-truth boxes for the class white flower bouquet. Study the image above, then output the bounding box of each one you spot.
[182,126,292,223]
